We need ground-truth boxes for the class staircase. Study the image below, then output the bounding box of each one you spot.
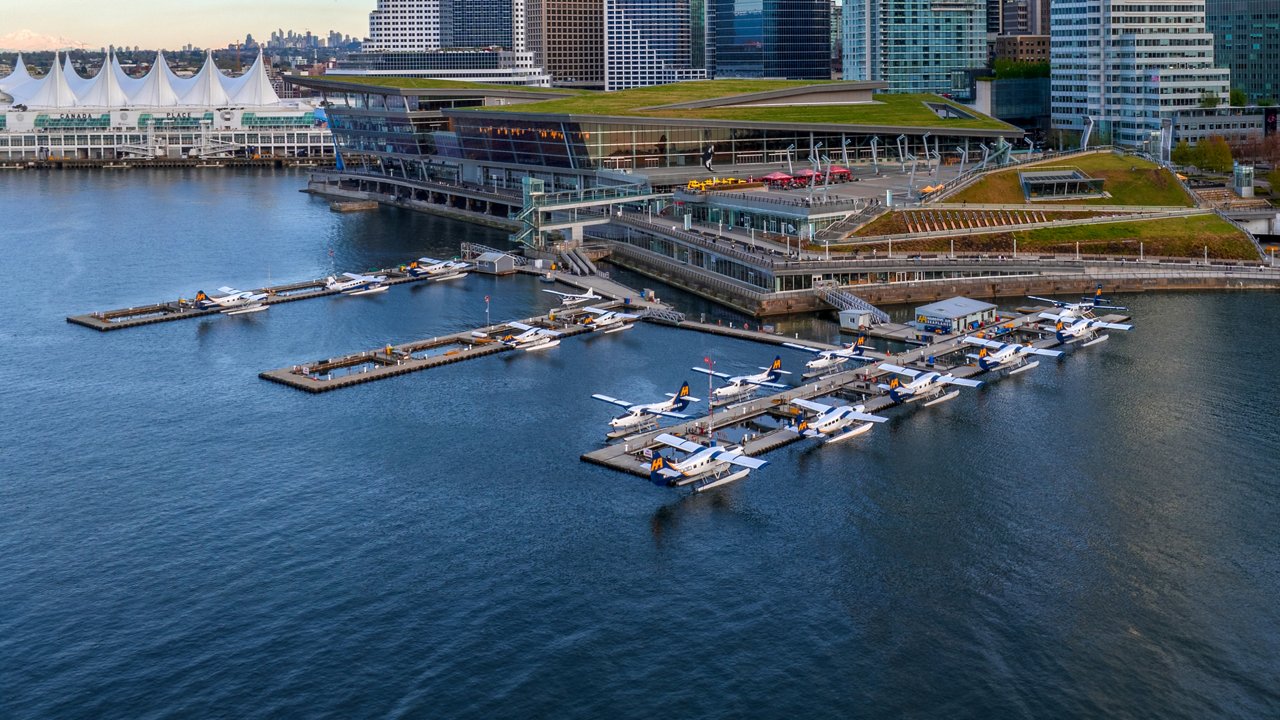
[821,288,890,324]
[640,307,687,325]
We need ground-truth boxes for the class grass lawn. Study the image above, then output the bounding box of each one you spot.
[313,76,583,93]
[829,214,1257,260]
[946,153,1195,207]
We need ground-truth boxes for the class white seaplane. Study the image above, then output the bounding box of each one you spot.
[542,287,603,307]
[692,356,791,406]
[648,433,768,493]
[783,335,875,377]
[195,287,270,315]
[408,257,470,280]
[962,336,1063,374]
[592,381,700,435]
[1040,314,1133,347]
[1027,291,1127,320]
[877,363,984,406]
[325,272,388,296]
[500,322,563,351]
[789,397,889,443]
[580,306,641,334]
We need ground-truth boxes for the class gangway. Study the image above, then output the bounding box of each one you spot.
[820,286,890,324]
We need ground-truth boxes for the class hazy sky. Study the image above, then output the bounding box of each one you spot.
[6,0,370,49]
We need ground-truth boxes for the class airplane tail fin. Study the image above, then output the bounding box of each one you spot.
[195,291,208,302]
[1092,284,1104,305]
[767,355,783,380]
[1054,321,1067,343]
[977,348,993,370]
[648,454,673,486]
[673,381,692,410]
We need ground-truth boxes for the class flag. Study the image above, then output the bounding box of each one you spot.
[484,295,490,303]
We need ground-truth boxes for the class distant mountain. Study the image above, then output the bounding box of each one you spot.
[0,29,90,52]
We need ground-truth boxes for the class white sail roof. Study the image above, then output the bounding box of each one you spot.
[160,51,195,97]
[130,51,182,107]
[179,52,230,106]
[63,54,92,95]
[21,53,78,108]
[110,52,144,95]
[78,54,131,107]
[1,53,34,93]
[228,52,280,106]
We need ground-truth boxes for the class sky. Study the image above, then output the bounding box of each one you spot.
[2,0,370,49]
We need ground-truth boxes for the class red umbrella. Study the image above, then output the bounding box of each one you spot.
[761,171,792,180]
[827,166,852,175]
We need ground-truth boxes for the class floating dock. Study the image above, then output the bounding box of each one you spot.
[66,265,467,332]
[581,307,1131,478]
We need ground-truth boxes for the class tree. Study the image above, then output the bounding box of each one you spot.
[1200,92,1222,109]
[1194,136,1234,173]
[1230,88,1249,107]
[1268,168,1280,195]
[1171,140,1194,166]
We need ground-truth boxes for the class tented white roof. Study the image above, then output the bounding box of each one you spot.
[1,49,286,109]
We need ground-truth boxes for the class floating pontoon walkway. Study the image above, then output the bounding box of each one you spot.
[66,265,466,332]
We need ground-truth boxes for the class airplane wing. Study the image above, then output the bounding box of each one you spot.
[581,306,609,315]
[878,363,921,379]
[1020,346,1064,358]
[791,398,834,414]
[538,328,564,337]
[541,289,575,298]
[1027,295,1066,307]
[745,379,786,388]
[1038,312,1070,323]
[1089,320,1133,331]
[655,411,691,420]
[940,376,984,388]
[613,311,641,320]
[663,393,701,403]
[216,286,240,295]
[712,450,768,470]
[245,293,268,302]
[508,321,535,331]
[962,337,1004,350]
[342,272,368,281]
[655,433,705,454]
[691,367,733,380]
[782,342,823,355]
[417,256,443,265]
[847,410,888,424]
[591,394,634,409]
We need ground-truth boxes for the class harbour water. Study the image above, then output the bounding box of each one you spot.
[1,170,1277,718]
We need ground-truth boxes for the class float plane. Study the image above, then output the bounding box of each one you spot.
[1040,314,1133,347]
[542,287,603,307]
[877,363,984,406]
[648,433,768,493]
[1027,291,1127,319]
[325,272,388,296]
[783,335,875,377]
[592,381,700,433]
[195,287,270,315]
[500,322,563,351]
[962,336,1063,374]
[408,257,470,280]
[580,306,641,334]
[789,397,889,443]
[692,356,791,406]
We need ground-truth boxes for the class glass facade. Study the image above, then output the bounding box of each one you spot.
[1206,0,1280,103]
[713,0,831,80]
[440,0,513,48]
[604,0,709,90]
[843,0,986,94]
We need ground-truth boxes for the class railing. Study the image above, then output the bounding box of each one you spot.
[460,242,529,266]
[820,286,891,324]
[927,146,1116,204]
[1213,208,1268,261]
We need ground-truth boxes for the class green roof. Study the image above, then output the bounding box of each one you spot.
[471,80,1015,131]
[311,75,583,94]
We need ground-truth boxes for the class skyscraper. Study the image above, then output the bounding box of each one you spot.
[526,0,606,87]
[843,0,986,94]
[1051,1,1230,147]
[713,0,831,80]
[1206,0,1279,103]
[440,0,515,48]
[604,0,710,90]
[366,0,443,51]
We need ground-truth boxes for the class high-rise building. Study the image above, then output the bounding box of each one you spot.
[1051,1,1231,148]
[843,0,986,94]
[1206,0,1280,103]
[604,0,709,90]
[526,0,605,87]
[366,0,443,51]
[440,0,515,48]
[712,0,831,80]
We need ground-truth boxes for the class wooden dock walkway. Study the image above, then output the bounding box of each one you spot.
[66,265,465,332]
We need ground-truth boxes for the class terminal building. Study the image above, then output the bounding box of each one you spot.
[0,51,332,161]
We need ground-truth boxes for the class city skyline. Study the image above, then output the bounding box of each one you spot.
[1,1,369,50]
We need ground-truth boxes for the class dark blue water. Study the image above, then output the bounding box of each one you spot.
[2,170,1278,719]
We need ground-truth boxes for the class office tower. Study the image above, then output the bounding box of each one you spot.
[440,0,515,48]
[527,0,605,87]
[1051,0,1230,147]
[843,0,985,94]
[1206,0,1279,102]
[713,0,831,80]
[604,0,710,90]
[366,0,443,51]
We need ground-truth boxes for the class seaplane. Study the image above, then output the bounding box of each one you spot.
[1027,290,1127,320]
[692,356,791,406]
[788,397,889,444]
[592,381,700,435]
[499,322,563,351]
[580,306,641,334]
[325,272,388,296]
[962,336,1063,374]
[542,287,603,307]
[783,335,875,377]
[408,257,470,280]
[1040,314,1133,347]
[877,363,984,406]
[195,287,269,315]
[648,433,768,493]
